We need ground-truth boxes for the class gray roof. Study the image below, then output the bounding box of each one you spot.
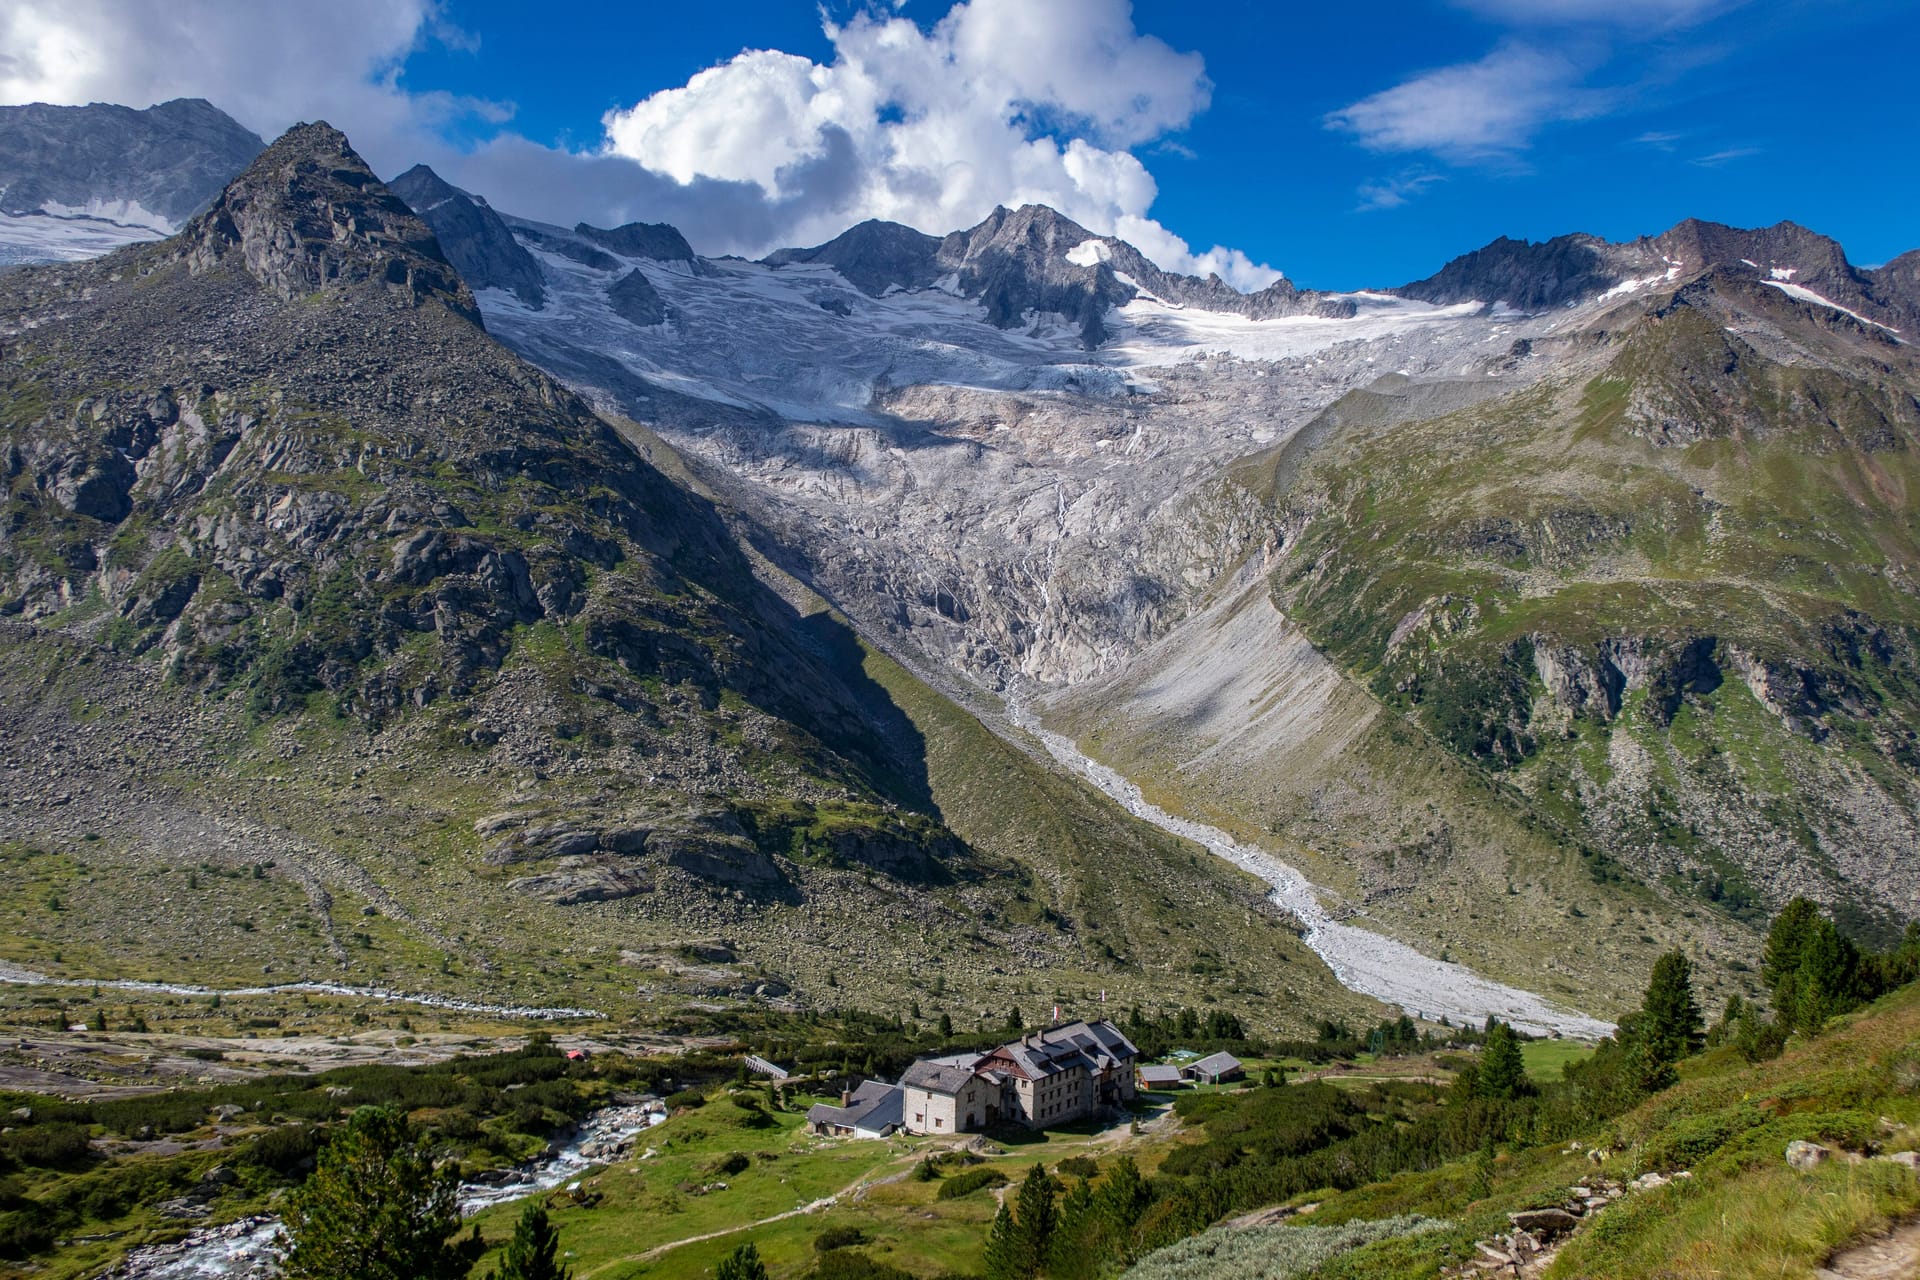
[1138,1064,1184,1083]
[1187,1052,1244,1077]
[899,1020,1138,1091]
[990,1036,1092,1080]
[807,1080,904,1133]
[1039,1023,1132,1072]
[1050,1020,1139,1062]
[900,1059,980,1094]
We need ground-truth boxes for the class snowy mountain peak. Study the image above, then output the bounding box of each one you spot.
[761,219,943,297]
[1398,218,1916,330]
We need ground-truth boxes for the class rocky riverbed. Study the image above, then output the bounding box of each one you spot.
[101,1102,663,1279]
[0,962,603,1021]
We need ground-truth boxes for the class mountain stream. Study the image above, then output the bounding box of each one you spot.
[101,1102,663,1278]
[1009,706,1616,1039]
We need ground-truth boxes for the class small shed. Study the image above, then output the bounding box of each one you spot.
[1138,1064,1185,1091]
[1183,1052,1245,1085]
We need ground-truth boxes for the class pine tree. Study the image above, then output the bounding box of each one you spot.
[1640,949,1705,1068]
[1762,897,1822,993]
[1010,1164,1058,1277]
[938,1012,953,1038]
[1790,917,1861,1032]
[1093,1156,1149,1264]
[716,1242,768,1280]
[1047,1177,1096,1280]
[488,1202,570,1280]
[982,1203,1022,1280]
[1733,1001,1787,1063]
[277,1107,482,1280]
[1476,1021,1528,1100]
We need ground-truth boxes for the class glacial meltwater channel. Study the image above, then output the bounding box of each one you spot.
[1010,706,1615,1040]
[103,1103,663,1278]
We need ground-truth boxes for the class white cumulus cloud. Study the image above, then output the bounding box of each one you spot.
[597,1,1278,288]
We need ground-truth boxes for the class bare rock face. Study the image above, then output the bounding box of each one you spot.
[181,122,479,323]
[389,164,546,308]
[576,220,696,264]
[1398,232,1619,310]
[1531,636,1722,725]
[608,268,669,327]
[762,204,1347,350]
[763,219,943,297]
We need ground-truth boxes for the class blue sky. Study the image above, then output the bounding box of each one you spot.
[3,0,1915,289]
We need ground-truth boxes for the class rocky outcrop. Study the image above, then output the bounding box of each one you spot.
[607,268,669,326]
[1530,636,1722,725]
[1398,233,1618,311]
[388,164,545,307]
[763,219,943,296]
[576,220,696,264]
[763,203,1349,348]
[180,122,479,323]
[1397,217,1918,330]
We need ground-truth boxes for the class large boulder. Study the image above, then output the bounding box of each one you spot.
[1786,1140,1831,1171]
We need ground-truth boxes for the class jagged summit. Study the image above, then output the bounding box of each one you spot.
[1399,217,1918,330]
[181,122,478,323]
[761,219,943,296]
[1395,232,1616,311]
[389,162,546,307]
[575,219,696,263]
[760,202,1337,348]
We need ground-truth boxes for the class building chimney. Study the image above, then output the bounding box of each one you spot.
[841,1088,852,1108]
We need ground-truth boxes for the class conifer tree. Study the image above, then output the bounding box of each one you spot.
[488,1202,570,1280]
[982,1202,1022,1280]
[716,1242,767,1280]
[1762,897,1822,993]
[1048,1177,1097,1280]
[1010,1164,1058,1277]
[1476,1021,1528,1100]
[277,1107,482,1280]
[1640,949,1705,1068]
[1788,916,1860,1032]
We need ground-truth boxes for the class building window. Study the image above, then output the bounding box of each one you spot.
[935,1118,943,1128]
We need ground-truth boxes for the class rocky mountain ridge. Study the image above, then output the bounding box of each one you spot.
[1399,217,1920,332]
[762,202,1350,347]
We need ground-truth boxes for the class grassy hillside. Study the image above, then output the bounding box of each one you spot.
[1280,977,1920,1279]
[1243,277,1920,946]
